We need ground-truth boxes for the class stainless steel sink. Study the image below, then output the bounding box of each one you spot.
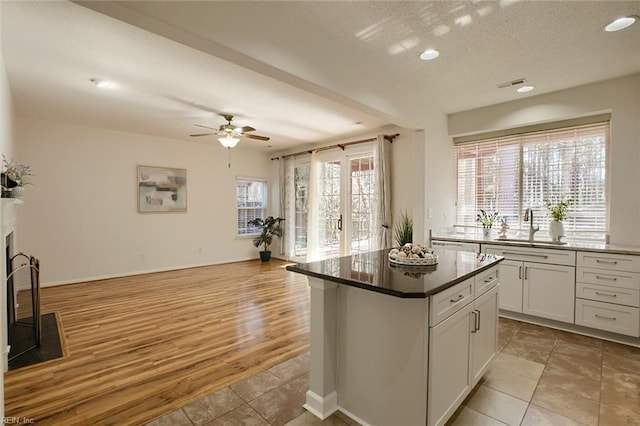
[494,238,568,246]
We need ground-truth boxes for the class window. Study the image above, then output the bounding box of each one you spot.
[236,178,266,236]
[455,120,609,240]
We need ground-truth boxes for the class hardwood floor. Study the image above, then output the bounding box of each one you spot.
[4,259,310,425]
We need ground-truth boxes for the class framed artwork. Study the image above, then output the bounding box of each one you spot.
[137,165,187,213]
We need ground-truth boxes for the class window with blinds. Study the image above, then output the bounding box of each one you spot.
[236,178,267,236]
[455,120,609,240]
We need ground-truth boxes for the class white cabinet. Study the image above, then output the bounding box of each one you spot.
[523,262,575,323]
[575,252,640,337]
[428,303,473,426]
[495,259,523,312]
[483,245,576,324]
[428,266,500,426]
[471,285,499,385]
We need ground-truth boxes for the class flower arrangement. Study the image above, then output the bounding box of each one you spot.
[544,199,573,221]
[2,155,33,187]
[476,209,500,229]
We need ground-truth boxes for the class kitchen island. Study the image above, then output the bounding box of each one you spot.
[287,248,503,426]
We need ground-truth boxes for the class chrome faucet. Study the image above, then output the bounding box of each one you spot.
[524,208,539,241]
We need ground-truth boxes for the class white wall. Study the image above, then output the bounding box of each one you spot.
[0,7,15,159]
[422,112,455,241]
[448,74,640,246]
[16,118,272,285]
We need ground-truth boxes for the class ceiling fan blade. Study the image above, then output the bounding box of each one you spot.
[194,124,219,131]
[243,133,270,141]
[189,133,215,137]
[237,126,256,133]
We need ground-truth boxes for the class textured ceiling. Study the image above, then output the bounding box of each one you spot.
[3,1,640,151]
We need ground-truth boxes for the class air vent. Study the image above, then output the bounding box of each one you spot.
[497,78,526,89]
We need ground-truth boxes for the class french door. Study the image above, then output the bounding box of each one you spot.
[316,148,377,258]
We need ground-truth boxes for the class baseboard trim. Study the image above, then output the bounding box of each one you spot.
[304,390,337,420]
[41,257,273,287]
[500,310,640,348]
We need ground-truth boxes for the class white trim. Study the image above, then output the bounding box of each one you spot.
[40,258,257,287]
[336,407,374,426]
[500,310,640,348]
[304,390,338,420]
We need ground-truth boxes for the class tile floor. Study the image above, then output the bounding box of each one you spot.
[146,318,640,426]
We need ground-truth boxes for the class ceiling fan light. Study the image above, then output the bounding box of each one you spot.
[234,127,244,134]
[218,136,240,148]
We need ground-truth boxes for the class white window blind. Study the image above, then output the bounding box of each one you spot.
[236,178,267,236]
[455,121,609,240]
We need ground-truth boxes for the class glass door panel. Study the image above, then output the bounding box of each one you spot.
[318,160,342,258]
[349,156,376,255]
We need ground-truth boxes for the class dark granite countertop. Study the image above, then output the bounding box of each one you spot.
[286,249,503,299]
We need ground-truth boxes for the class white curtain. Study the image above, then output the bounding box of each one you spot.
[278,156,296,259]
[306,151,321,261]
[374,134,392,249]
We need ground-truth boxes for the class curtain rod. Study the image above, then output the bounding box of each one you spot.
[270,133,399,161]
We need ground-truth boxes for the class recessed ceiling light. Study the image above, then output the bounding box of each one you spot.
[604,15,638,32]
[419,49,440,61]
[517,85,535,93]
[90,78,114,89]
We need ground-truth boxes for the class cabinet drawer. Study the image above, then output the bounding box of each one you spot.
[576,267,640,291]
[577,252,640,273]
[575,299,640,337]
[484,245,575,266]
[576,282,640,307]
[431,241,480,253]
[475,266,499,298]
[430,278,473,326]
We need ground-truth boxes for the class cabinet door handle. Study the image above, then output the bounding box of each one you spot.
[596,259,618,265]
[471,311,478,333]
[337,214,343,231]
[450,294,465,303]
[475,308,481,331]
[595,313,617,321]
[524,266,528,280]
[484,277,493,283]
[595,291,617,298]
[519,266,522,280]
[595,275,618,281]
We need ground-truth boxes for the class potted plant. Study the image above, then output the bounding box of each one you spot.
[476,209,500,237]
[2,155,33,200]
[393,210,413,247]
[544,199,572,242]
[247,216,285,262]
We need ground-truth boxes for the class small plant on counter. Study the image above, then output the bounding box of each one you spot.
[476,209,500,229]
[544,199,573,221]
[393,210,413,247]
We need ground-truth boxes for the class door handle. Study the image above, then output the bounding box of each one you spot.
[471,311,478,333]
[524,266,528,280]
[519,266,522,280]
[475,309,481,331]
[337,214,343,231]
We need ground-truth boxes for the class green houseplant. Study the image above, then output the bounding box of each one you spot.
[247,216,285,262]
[544,199,572,242]
[393,210,413,247]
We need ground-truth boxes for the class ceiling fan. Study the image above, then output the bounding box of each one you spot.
[190,114,270,148]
